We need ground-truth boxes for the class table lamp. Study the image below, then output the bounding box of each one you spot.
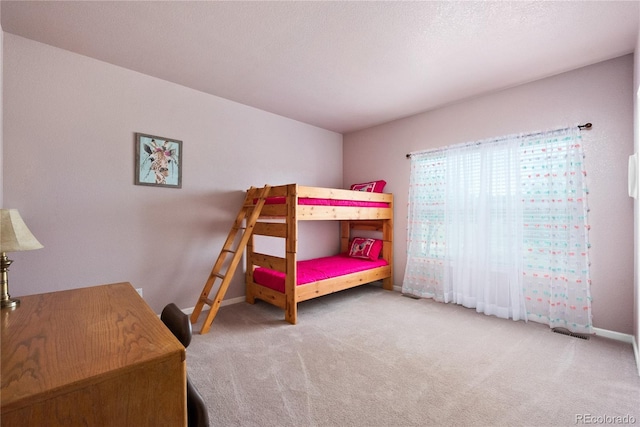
[0,209,43,309]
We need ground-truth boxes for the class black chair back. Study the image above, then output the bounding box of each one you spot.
[161,303,210,427]
[161,303,192,348]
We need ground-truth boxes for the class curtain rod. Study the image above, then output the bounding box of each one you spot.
[405,122,592,159]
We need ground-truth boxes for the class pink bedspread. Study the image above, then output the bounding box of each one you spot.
[262,197,388,208]
[253,254,388,293]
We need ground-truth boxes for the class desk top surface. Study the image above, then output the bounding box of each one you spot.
[1,282,184,411]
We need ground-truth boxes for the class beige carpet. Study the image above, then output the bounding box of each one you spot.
[187,285,640,427]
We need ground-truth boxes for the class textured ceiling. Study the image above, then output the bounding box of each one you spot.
[1,1,638,133]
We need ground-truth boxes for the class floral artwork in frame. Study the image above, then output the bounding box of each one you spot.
[135,133,182,188]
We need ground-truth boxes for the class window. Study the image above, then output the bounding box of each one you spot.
[403,127,592,334]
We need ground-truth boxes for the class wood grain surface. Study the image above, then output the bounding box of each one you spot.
[1,282,186,426]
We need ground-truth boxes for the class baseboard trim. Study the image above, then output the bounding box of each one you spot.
[633,336,640,377]
[592,327,634,343]
[181,295,245,316]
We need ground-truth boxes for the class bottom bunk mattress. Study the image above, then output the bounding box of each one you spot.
[253,254,389,293]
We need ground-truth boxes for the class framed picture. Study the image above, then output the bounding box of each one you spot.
[135,133,182,188]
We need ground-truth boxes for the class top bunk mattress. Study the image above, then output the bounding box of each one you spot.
[262,197,389,207]
[253,253,389,293]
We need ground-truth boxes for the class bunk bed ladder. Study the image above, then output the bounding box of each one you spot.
[191,185,271,334]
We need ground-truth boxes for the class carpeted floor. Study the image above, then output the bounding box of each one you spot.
[187,285,640,427]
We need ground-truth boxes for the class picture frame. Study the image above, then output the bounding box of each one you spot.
[135,133,182,188]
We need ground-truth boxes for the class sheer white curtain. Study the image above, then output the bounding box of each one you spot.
[403,127,593,334]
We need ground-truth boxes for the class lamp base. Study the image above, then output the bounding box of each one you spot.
[1,297,19,309]
[1,253,19,310]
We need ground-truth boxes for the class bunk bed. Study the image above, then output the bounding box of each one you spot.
[244,183,394,324]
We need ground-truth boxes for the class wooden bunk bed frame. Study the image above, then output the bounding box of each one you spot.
[244,183,394,324]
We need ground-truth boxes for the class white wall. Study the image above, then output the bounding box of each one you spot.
[3,34,343,313]
[633,13,640,367]
[1,7,4,206]
[345,55,635,335]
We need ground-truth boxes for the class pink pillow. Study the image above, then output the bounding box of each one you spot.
[348,238,383,261]
[350,180,386,193]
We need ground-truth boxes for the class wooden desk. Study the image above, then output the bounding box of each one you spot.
[1,282,187,426]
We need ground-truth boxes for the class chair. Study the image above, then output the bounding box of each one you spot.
[161,303,210,427]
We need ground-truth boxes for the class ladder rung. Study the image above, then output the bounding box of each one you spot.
[243,197,268,208]
[222,249,236,254]
[213,273,225,280]
[204,298,214,306]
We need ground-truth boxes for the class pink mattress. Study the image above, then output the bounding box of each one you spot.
[253,254,389,293]
[261,197,389,208]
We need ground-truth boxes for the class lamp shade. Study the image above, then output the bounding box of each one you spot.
[0,209,43,253]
